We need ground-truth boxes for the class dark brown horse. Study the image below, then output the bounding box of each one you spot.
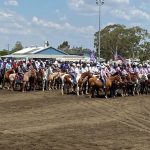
[128,73,140,95]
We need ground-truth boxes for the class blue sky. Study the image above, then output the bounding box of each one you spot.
[0,0,150,50]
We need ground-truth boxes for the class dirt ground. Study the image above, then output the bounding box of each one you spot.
[0,90,150,150]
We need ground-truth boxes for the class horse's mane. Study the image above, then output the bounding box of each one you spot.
[81,71,91,78]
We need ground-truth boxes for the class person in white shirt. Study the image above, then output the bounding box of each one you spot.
[81,63,87,73]
[100,65,108,88]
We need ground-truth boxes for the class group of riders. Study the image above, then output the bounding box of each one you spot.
[0,58,150,98]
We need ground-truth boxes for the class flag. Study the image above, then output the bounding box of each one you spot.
[114,52,127,64]
[90,50,96,62]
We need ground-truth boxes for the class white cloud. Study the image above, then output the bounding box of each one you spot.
[4,0,18,6]
[60,15,68,21]
[0,10,31,35]
[130,9,150,21]
[0,10,13,19]
[32,16,95,34]
[68,0,97,15]
[55,9,60,14]
[32,16,63,30]
[111,0,129,4]
[106,22,116,26]
[68,0,85,8]
[111,7,150,21]
[111,9,130,20]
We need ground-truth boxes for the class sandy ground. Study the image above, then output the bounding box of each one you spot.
[0,90,150,150]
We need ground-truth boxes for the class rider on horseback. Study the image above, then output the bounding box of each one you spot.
[70,63,77,86]
[100,65,107,88]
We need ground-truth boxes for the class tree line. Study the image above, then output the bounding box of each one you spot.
[0,24,150,62]
[94,24,150,61]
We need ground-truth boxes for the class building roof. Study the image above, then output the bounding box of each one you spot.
[13,46,68,55]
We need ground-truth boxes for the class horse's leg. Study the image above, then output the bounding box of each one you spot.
[61,82,64,95]
[88,86,92,98]
[9,81,13,91]
[85,81,89,95]
[2,78,5,89]
[22,81,26,92]
[42,80,45,91]
[76,85,80,96]
[33,79,36,91]
[89,86,95,98]
[104,88,108,99]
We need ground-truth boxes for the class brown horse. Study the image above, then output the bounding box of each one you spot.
[2,68,15,89]
[128,72,140,95]
[120,75,129,97]
[36,69,47,91]
[22,69,37,92]
[48,72,62,90]
[88,74,122,98]
[77,71,93,95]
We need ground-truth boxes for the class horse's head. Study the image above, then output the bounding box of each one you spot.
[129,73,138,82]
[29,69,36,78]
[39,69,45,77]
[111,74,122,85]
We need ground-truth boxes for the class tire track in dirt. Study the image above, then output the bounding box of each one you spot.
[93,100,150,131]
[76,99,150,134]
[99,100,150,130]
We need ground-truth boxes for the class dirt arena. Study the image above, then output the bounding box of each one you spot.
[0,90,150,150]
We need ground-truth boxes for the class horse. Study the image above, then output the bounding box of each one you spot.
[60,73,73,95]
[88,74,122,98]
[2,68,15,89]
[36,68,47,91]
[22,69,37,92]
[0,68,5,88]
[145,74,150,94]
[120,74,132,97]
[128,73,140,95]
[138,73,148,94]
[77,71,93,95]
[48,72,62,90]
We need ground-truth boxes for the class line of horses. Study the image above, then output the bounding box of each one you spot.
[0,68,150,98]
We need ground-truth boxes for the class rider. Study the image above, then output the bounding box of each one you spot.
[70,63,77,86]
[120,66,128,76]
[100,65,107,88]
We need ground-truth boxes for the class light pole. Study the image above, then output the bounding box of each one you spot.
[96,0,104,62]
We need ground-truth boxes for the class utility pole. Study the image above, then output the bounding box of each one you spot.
[96,0,104,62]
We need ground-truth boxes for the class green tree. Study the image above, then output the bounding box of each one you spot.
[10,41,23,54]
[94,24,150,61]
[58,41,70,50]
[0,49,9,56]
[139,42,150,61]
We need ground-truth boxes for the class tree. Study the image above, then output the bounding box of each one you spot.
[139,42,150,61]
[94,24,150,61]
[0,49,9,56]
[58,41,70,50]
[10,41,23,54]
